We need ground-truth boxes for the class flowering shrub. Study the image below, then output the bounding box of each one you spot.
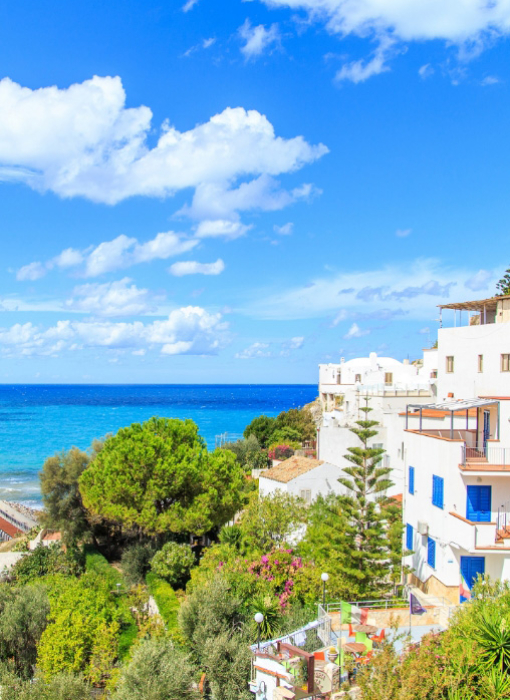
[268,444,294,461]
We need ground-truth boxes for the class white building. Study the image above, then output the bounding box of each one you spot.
[259,456,344,504]
[318,351,437,495]
[403,294,510,603]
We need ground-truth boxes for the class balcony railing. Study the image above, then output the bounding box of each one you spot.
[462,445,510,466]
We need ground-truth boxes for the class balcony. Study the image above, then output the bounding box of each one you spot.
[461,445,510,471]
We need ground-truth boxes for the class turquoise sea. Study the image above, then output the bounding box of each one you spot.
[0,384,317,507]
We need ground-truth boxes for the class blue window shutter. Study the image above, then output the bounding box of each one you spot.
[432,475,444,509]
[406,524,413,551]
[409,466,415,495]
[466,486,491,522]
[427,537,436,568]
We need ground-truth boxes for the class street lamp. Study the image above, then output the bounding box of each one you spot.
[321,572,329,606]
[254,612,264,650]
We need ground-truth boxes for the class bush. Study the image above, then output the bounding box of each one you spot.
[121,543,156,586]
[268,444,294,461]
[146,572,180,631]
[114,638,198,700]
[10,544,83,584]
[0,669,91,700]
[150,542,195,587]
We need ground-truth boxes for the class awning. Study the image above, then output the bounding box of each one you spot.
[438,295,510,312]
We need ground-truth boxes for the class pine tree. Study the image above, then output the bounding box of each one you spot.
[337,400,394,597]
[496,268,510,296]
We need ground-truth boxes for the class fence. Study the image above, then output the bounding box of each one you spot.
[463,445,510,465]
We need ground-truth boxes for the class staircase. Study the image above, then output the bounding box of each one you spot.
[496,525,510,544]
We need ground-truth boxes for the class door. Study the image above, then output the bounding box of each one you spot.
[460,556,485,602]
[483,410,491,454]
[466,485,491,522]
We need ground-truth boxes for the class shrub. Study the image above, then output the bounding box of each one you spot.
[150,542,195,587]
[121,543,156,586]
[268,444,294,461]
[10,544,82,584]
[146,572,180,631]
[114,638,199,700]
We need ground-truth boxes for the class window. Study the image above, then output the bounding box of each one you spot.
[355,374,361,383]
[466,485,491,522]
[408,466,415,495]
[384,372,393,385]
[446,356,454,373]
[406,524,413,551]
[299,489,312,505]
[502,354,510,372]
[427,537,436,568]
[432,475,444,509]
[478,355,483,373]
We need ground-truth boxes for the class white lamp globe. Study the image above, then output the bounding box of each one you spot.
[321,572,329,582]
[254,612,264,624]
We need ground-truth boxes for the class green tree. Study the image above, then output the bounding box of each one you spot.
[274,407,316,442]
[80,418,246,537]
[0,584,50,679]
[298,494,355,600]
[497,268,510,296]
[39,445,102,545]
[222,435,267,472]
[0,668,91,700]
[243,415,276,448]
[121,543,157,586]
[337,401,394,597]
[150,542,195,587]
[202,631,252,700]
[237,491,307,555]
[114,639,199,700]
[269,427,302,447]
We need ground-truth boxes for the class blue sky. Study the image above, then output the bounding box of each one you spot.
[1,0,510,383]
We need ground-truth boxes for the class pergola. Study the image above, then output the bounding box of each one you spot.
[405,398,500,440]
[438,294,510,327]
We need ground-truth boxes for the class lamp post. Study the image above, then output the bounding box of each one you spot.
[254,612,264,650]
[321,572,329,607]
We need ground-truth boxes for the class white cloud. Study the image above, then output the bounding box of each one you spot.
[16,230,198,281]
[0,306,228,357]
[239,20,281,60]
[66,278,158,317]
[481,75,500,86]
[235,342,271,359]
[280,336,305,355]
[259,0,510,79]
[183,37,216,57]
[182,0,199,11]
[335,36,396,83]
[465,269,492,291]
[418,64,434,79]
[169,259,225,277]
[344,322,370,339]
[274,222,294,235]
[246,259,503,321]
[396,228,412,238]
[194,219,252,240]
[0,76,326,212]
[16,262,46,282]
[53,248,84,268]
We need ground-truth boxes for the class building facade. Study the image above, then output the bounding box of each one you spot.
[403,295,510,603]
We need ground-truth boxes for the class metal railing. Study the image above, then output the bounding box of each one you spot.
[463,445,510,466]
[496,500,510,540]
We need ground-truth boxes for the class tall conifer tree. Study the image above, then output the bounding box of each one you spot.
[337,400,394,597]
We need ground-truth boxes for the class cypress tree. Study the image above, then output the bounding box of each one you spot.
[337,400,394,598]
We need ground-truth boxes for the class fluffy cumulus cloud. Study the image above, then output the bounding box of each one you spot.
[247,259,504,320]
[0,76,327,216]
[66,278,158,317]
[0,306,228,357]
[169,259,225,277]
[239,20,281,60]
[16,231,197,281]
[259,0,510,80]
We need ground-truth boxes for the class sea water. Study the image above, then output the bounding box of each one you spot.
[0,384,317,507]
